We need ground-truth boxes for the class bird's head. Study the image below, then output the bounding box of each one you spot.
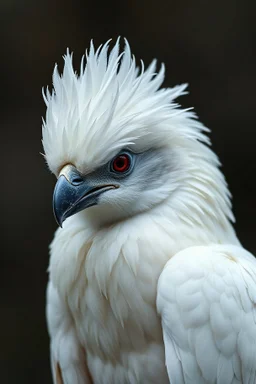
[42,39,233,229]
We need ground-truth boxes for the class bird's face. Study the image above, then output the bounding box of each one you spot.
[53,147,178,227]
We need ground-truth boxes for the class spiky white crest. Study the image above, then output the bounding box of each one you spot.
[42,38,208,176]
[42,38,235,230]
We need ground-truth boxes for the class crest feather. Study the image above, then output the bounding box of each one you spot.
[42,38,206,175]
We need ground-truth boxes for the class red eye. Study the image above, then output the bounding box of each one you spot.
[112,154,131,173]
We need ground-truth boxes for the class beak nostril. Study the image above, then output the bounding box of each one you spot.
[70,175,84,185]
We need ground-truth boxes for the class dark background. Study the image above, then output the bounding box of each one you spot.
[1,0,255,382]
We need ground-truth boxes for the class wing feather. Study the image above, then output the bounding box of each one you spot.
[157,244,256,384]
[162,331,185,384]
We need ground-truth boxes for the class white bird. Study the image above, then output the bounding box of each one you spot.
[42,39,256,384]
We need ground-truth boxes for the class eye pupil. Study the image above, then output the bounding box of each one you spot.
[112,154,130,173]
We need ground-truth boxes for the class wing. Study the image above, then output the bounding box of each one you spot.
[157,244,256,384]
[46,281,92,384]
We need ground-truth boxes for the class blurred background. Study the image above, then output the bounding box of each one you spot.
[1,0,255,382]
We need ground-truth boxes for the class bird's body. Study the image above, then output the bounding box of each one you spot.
[43,39,256,383]
[47,204,240,383]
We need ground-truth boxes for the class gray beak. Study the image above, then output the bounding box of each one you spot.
[53,164,117,227]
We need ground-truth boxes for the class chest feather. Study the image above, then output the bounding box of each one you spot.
[64,233,170,359]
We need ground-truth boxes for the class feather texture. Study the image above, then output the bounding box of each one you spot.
[157,245,256,384]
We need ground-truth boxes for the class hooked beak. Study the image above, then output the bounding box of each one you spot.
[53,164,118,227]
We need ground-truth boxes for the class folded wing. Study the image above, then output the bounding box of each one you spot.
[157,244,256,384]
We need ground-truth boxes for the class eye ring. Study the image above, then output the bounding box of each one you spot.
[111,153,131,173]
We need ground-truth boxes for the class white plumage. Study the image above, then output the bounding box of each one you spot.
[43,39,256,384]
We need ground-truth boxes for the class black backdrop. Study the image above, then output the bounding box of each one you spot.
[1,1,255,382]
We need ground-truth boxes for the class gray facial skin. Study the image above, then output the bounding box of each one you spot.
[53,148,174,227]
